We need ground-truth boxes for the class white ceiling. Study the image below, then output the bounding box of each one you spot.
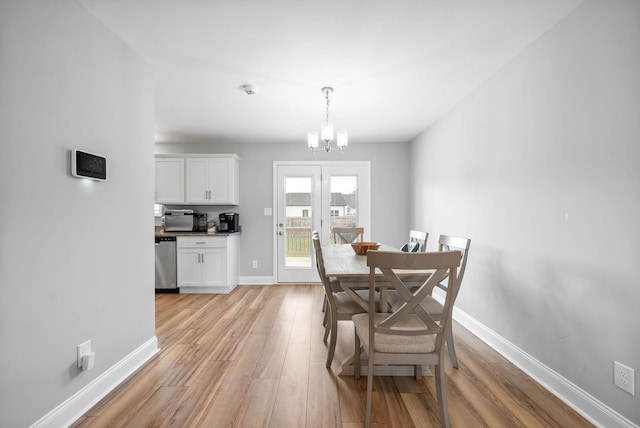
[78,0,582,145]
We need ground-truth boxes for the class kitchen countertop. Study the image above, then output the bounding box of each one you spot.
[155,227,242,238]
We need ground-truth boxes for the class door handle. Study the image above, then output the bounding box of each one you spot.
[278,223,283,227]
[278,231,284,236]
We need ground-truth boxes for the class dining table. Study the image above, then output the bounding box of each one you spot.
[321,243,434,376]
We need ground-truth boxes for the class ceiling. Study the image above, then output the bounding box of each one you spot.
[78,0,582,145]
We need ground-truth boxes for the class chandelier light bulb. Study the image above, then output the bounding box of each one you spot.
[307,131,319,149]
[321,122,334,143]
[337,130,348,148]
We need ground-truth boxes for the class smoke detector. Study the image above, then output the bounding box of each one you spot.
[240,84,258,96]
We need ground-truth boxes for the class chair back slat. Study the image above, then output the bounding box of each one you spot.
[312,234,332,295]
[332,227,364,243]
[437,235,471,298]
[366,250,460,345]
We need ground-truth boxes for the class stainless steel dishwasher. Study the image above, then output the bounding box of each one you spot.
[155,235,178,292]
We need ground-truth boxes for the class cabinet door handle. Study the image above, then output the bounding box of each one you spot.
[201,253,204,263]
[197,254,201,263]
[195,241,206,245]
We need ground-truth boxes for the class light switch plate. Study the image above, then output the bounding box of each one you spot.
[264,207,272,216]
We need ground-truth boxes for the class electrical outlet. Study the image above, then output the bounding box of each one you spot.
[252,260,258,268]
[77,340,91,369]
[614,361,635,396]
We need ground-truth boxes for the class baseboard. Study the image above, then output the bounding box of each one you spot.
[446,302,638,428]
[239,276,276,285]
[180,285,234,294]
[30,336,159,428]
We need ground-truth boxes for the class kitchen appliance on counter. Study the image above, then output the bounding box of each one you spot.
[165,210,208,232]
[164,209,195,231]
[194,213,208,232]
[155,235,177,292]
[219,212,239,232]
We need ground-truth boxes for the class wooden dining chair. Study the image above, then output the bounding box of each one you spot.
[312,234,377,368]
[418,235,471,369]
[331,226,364,244]
[401,229,428,252]
[314,230,345,326]
[353,250,461,428]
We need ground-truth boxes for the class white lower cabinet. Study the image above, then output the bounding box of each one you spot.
[177,235,239,294]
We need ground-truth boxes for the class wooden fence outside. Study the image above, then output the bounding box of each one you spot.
[285,216,358,256]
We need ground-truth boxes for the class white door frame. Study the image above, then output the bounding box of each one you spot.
[273,161,371,283]
[275,164,322,283]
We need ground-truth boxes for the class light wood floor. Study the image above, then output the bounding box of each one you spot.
[72,284,592,427]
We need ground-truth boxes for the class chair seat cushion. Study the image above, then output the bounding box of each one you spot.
[334,290,379,314]
[352,313,436,354]
[334,292,367,314]
[419,296,443,315]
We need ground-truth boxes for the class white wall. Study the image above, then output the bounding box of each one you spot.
[409,0,639,424]
[155,141,411,279]
[0,1,156,426]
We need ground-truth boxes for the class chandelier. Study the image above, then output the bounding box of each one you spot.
[307,87,348,152]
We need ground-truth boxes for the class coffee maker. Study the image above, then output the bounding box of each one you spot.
[218,212,239,232]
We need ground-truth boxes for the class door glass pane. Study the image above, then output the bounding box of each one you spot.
[329,176,358,243]
[285,176,313,267]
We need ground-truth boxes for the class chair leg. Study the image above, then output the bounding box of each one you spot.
[321,295,327,320]
[365,351,375,428]
[354,334,361,379]
[434,362,450,428]
[446,324,458,369]
[415,364,421,380]
[322,311,330,342]
[326,316,338,368]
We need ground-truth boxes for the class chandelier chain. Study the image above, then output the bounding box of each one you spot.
[325,90,330,123]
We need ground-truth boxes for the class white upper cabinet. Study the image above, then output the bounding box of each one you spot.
[155,158,184,204]
[155,154,240,205]
[207,158,237,204]
[185,157,239,205]
[185,158,208,203]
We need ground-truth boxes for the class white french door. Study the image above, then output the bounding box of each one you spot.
[274,162,370,283]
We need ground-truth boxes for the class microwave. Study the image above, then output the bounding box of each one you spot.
[164,210,195,232]
[165,210,208,232]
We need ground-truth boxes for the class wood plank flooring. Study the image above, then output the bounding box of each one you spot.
[72,284,592,427]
